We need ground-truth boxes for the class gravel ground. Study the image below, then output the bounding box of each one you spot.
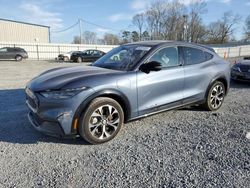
[0,60,249,187]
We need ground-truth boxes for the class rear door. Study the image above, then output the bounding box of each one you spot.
[7,48,16,59]
[83,50,94,62]
[92,50,103,61]
[137,46,185,115]
[179,46,214,103]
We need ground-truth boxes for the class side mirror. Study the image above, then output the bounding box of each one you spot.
[139,61,162,74]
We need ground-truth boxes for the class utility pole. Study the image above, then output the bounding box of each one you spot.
[183,15,188,42]
[79,18,82,44]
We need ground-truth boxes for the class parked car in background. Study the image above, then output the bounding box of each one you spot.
[0,47,28,61]
[26,41,230,144]
[57,51,81,61]
[70,49,105,63]
[231,56,250,82]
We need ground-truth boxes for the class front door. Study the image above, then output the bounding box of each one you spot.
[137,46,185,115]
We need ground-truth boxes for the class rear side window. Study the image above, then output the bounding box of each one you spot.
[181,47,211,65]
[204,52,213,61]
[7,48,15,52]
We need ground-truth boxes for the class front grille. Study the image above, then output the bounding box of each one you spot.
[27,96,37,109]
[25,88,38,112]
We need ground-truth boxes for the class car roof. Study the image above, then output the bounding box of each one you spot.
[1,47,24,49]
[124,40,215,53]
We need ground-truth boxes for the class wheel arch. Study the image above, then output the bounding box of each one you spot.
[205,75,229,99]
[72,89,131,133]
[15,54,23,58]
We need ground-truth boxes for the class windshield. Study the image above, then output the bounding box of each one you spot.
[93,45,151,71]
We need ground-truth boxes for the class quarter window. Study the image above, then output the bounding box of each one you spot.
[204,52,213,61]
[181,47,207,65]
[149,47,179,68]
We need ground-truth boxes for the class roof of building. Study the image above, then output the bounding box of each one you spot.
[0,18,50,28]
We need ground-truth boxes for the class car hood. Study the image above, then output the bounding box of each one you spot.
[238,60,250,66]
[28,65,119,92]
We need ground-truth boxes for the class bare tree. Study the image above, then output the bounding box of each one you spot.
[144,1,185,40]
[188,1,207,42]
[145,1,167,40]
[244,15,250,41]
[83,31,97,44]
[207,11,241,43]
[163,1,185,40]
[72,36,81,44]
[132,13,145,41]
[103,33,120,45]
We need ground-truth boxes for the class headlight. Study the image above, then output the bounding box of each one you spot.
[40,87,87,99]
[232,66,241,72]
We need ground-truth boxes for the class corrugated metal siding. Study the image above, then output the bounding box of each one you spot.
[0,20,49,43]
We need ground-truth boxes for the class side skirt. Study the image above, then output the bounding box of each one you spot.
[127,99,205,122]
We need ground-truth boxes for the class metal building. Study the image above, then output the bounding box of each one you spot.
[0,18,50,43]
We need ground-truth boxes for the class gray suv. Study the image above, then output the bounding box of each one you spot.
[0,47,28,61]
[26,41,230,144]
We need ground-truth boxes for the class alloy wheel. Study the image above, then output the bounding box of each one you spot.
[88,105,120,140]
[210,84,224,109]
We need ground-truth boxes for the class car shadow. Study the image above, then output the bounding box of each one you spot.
[0,88,90,145]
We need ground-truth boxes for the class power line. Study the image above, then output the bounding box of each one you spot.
[51,21,79,33]
[80,18,121,32]
[50,18,122,35]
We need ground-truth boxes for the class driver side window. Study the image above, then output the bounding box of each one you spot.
[149,47,178,68]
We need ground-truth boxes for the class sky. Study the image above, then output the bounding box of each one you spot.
[0,0,250,43]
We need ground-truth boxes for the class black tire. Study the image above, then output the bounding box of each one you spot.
[203,81,225,111]
[79,97,124,144]
[63,56,69,61]
[77,57,82,63]
[15,55,23,61]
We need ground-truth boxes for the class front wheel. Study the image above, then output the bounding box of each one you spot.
[15,55,23,61]
[203,81,225,111]
[77,57,82,63]
[79,97,124,144]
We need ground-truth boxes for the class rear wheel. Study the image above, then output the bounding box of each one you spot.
[15,55,23,61]
[79,97,124,144]
[77,57,82,63]
[203,81,225,111]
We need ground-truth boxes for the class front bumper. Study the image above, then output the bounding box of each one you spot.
[28,112,67,138]
[25,87,94,138]
[231,70,250,81]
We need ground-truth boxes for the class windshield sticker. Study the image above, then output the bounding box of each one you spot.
[135,46,151,51]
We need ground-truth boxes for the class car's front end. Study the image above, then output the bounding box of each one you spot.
[26,85,94,138]
[25,65,122,138]
[70,52,81,62]
[231,60,250,81]
[57,52,71,61]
